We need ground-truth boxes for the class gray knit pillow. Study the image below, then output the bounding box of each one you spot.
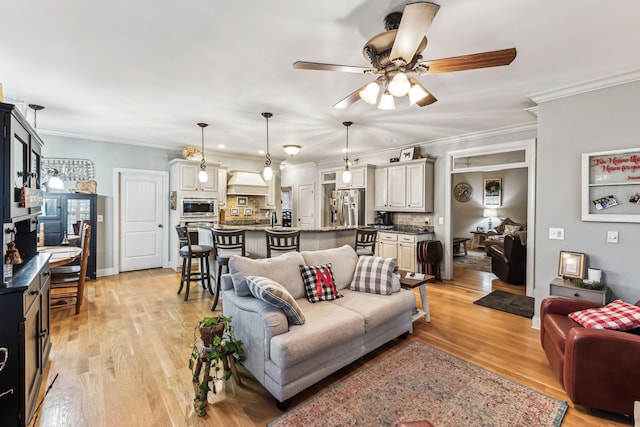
[350,256,397,295]
[245,276,305,325]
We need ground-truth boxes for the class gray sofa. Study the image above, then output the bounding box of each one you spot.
[220,245,416,406]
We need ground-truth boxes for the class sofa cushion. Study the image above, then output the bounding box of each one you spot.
[300,245,358,290]
[569,299,640,331]
[245,276,306,325]
[229,251,306,298]
[350,256,397,295]
[299,264,342,303]
[503,224,521,235]
[332,289,416,332]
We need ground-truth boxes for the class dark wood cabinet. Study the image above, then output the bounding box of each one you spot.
[0,254,51,427]
[38,193,97,279]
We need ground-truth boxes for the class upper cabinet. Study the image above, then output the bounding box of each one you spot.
[217,168,227,208]
[263,173,280,210]
[335,165,373,189]
[374,159,434,213]
[1,103,44,223]
[169,159,217,195]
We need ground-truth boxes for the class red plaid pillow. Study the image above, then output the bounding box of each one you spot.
[569,299,640,330]
[299,264,341,303]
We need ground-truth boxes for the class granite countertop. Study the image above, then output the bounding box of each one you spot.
[198,224,360,233]
[368,225,435,235]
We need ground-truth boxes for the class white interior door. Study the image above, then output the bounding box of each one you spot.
[119,171,164,271]
[297,184,314,229]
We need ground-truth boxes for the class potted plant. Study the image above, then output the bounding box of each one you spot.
[188,314,245,417]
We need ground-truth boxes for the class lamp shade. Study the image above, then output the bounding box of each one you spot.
[408,84,428,105]
[388,72,411,97]
[263,165,273,181]
[48,176,64,190]
[378,92,395,110]
[359,81,380,104]
[198,170,208,183]
[342,168,352,184]
[483,208,497,218]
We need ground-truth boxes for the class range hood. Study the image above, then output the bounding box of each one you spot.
[227,170,269,196]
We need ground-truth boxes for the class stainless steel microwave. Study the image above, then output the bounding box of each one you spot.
[181,198,216,218]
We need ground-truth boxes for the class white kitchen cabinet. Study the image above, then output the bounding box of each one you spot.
[387,165,406,208]
[374,168,388,209]
[398,234,418,271]
[373,159,434,212]
[406,162,425,210]
[376,231,433,272]
[377,232,398,259]
[335,166,371,189]
[170,159,217,193]
[217,168,227,207]
[264,173,280,209]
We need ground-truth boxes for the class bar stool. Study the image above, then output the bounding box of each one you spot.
[175,226,213,301]
[417,240,442,281]
[354,227,377,256]
[265,229,300,258]
[210,229,246,311]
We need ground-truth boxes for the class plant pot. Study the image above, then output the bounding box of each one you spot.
[199,323,224,347]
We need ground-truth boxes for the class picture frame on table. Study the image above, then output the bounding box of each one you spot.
[237,196,248,206]
[483,178,502,207]
[399,147,416,162]
[230,208,239,216]
[476,226,485,232]
[558,251,586,279]
[244,208,253,216]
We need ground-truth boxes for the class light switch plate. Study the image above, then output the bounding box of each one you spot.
[607,230,618,243]
[438,217,444,225]
[97,215,104,223]
[549,227,564,240]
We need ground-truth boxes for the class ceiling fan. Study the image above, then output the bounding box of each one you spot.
[293,2,517,110]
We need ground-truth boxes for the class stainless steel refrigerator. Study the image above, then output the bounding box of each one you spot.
[329,189,365,227]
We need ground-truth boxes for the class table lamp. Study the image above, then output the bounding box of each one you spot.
[483,208,498,230]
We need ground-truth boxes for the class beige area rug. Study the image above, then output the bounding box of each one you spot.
[268,342,567,427]
[453,252,492,272]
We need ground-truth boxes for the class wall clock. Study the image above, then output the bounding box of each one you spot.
[453,182,473,202]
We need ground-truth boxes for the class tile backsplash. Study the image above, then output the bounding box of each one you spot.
[391,212,432,226]
[222,195,268,224]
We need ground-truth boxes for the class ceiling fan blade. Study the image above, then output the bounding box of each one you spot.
[389,2,440,64]
[408,77,437,107]
[293,61,370,74]
[418,48,517,74]
[332,83,371,109]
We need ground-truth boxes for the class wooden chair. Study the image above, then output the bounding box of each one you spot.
[51,221,90,277]
[354,228,377,256]
[210,229,246,311]
[50,223,91,315]
[417,240,442,281]
[266,229,300,258]
[176,226,213,301]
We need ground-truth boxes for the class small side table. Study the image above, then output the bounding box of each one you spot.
[549,277,611,305]
[399,271,435,323]
[470,231,488,249]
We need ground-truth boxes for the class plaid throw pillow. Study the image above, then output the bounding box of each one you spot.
[245,276,305,325]
[569,299,640,330]
[299,264,341,303]
[350,256,397,295]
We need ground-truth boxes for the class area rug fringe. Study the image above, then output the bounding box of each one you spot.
[268,341,567,427]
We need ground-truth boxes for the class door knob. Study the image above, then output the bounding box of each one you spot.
[158,224,163,228]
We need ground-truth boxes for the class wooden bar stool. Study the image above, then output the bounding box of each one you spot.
[354,227,377,256]
[176,226,213,301]
[210,229,246,311]
[417,240,442,281]
[265,229,300,258]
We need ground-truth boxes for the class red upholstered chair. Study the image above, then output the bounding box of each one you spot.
[540,297,640,415]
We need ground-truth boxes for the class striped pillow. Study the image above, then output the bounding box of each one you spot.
[299,264,342,303]
[245,276,305,325]
[350,256,397,295]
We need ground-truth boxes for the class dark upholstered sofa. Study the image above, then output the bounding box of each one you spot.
[540,298,640,415]
[487,231,526,284]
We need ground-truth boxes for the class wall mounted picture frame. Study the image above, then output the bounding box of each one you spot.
[244,208,253,216]
[483,178,502,207]
[558,251,586,279]
[399,147,416,162]
[237,196,248,206]
[169,191,176,210]
[230,208,239,216]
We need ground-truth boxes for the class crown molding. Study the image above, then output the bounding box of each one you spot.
[528,69,640,104]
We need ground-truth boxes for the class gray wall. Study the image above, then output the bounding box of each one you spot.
[535,80,640,310]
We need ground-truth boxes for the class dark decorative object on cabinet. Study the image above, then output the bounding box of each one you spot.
[38,193,98,279]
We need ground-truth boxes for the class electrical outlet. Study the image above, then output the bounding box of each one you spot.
[607,230,619,243]
[424,217,430,225]
[549,227,564,240]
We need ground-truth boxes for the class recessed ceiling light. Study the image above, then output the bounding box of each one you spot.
[390,138,398,143]
[218,144,225,149]
[259,150,265,155]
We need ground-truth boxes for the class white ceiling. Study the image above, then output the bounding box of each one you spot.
[2,1,640,165]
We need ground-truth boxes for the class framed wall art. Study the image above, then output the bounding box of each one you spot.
[230,208,239,216]
[399,147,416,162]
[244,208,253,216]
[558,251,586,279]
[237,196,248,206]
[483,178,502,207]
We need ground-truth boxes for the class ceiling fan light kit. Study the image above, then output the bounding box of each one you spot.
[262,112,273,181]
[197,122,209,183]
[293,2,516,110]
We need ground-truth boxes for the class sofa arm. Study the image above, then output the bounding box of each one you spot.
[540,297,602,317]
[564,327,640,415]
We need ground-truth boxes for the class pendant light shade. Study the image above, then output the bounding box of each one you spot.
[408,83,429,105]
[262,112,273,181]
[377,91,395,110]
[359,81,380,105]
[342,121,353,185]
[197,122,208,183]
[387,72,411,97]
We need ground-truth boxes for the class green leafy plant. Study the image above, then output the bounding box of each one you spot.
[188,314,245,417]
[572,278,605,290]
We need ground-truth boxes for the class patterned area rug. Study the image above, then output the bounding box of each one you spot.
[268,342,567,427]
[474,290,534,318]
[453,252,492,272]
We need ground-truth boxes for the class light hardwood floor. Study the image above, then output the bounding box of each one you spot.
[36,265,632,427]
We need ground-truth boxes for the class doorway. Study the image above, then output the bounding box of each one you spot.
[113,168,169,273]
[444,139,536,298]
[297,184,314,228]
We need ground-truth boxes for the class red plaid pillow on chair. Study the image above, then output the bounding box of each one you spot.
[569,299,640,330]
[299,264,342,303]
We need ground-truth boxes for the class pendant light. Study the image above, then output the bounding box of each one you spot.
[197,122,208,183]
[262,112,273,181]
[342,121,353,185]
[28,104,45,129]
